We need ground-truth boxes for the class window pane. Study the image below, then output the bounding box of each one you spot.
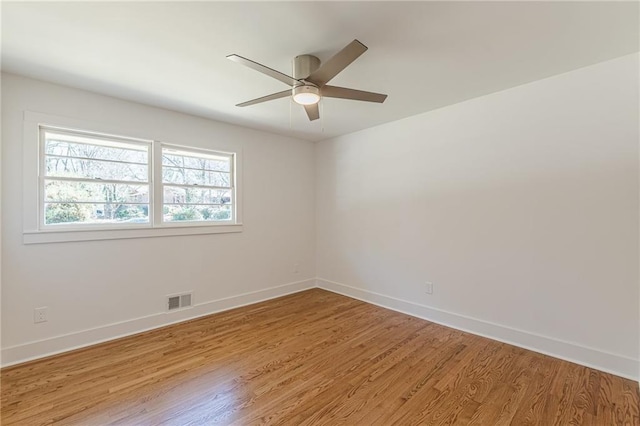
[45,180,149,203]
[162,153,230,172]
[164,205,231,223]
[160,146,234,225]
[45,157,148,182]
[164,186,231,205]
[45,203,149,225]
[45,139,148,164]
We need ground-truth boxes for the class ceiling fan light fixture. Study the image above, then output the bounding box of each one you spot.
[292,85,320,105]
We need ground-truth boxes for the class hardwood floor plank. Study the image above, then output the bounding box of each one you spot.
[2,289,638,425]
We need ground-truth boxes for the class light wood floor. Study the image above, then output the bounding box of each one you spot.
[2,289,639,425]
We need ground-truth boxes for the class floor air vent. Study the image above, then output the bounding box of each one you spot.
[167,292,193,311]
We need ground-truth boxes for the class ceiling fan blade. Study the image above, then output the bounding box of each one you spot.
[227,54,299,87]
[306,40,368,87]
[304,104,320,121]
[236,90,291,107]
[322,85,387,103]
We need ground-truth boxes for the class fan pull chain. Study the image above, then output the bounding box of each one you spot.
[321,99,324,132]
[289,60,293,130]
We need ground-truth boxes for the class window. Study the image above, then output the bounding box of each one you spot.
[24,112,242,243]
[41,127,151,227]
[162,146,234,224]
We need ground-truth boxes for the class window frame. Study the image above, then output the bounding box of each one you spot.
[156,143,237,228]
[38,125,154,231]
[23,111,243,244]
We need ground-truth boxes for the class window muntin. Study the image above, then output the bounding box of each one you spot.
[40,128,151,227]
[161,146,234,223]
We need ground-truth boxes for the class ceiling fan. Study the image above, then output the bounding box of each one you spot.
[227,39,387,121]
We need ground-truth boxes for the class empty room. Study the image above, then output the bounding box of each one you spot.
[1,1,639,425]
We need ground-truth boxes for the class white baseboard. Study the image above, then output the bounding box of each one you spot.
[4,277,637,382]
[1,279,315,368]
[317,278,638,381]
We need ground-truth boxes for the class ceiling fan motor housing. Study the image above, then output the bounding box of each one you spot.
[292,55,322,105]
[293,54,321,80]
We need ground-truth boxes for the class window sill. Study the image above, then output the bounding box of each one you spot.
[23,223,243,244]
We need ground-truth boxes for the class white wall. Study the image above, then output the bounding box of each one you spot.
[316,54,640,380]
[1,73,316,365]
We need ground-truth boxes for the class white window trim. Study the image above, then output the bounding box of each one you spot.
[23,111,243,244]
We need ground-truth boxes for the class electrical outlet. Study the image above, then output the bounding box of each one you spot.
[425,282,433,295]
[34,307,48,323]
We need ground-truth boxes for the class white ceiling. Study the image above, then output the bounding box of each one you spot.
[2,2,638,142]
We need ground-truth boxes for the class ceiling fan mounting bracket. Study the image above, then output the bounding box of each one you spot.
[293,54,321,80]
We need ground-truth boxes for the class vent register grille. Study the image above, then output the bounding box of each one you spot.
[167,293,193,311]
